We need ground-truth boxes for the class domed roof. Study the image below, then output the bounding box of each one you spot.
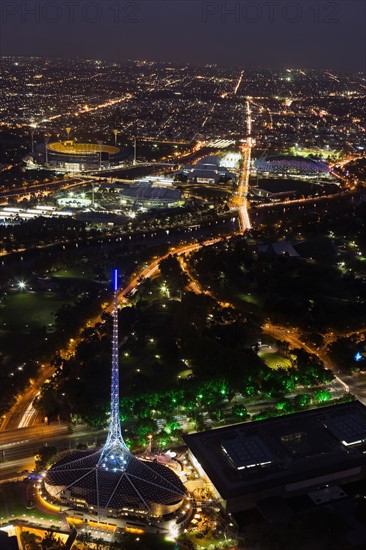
[45,448,186,512]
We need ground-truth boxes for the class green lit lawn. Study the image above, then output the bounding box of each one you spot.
[236,292,262,306]
[52,266,97,281]
[288,146,340,159]
[178,369,193,379]
[185,531,236,549]
[259,352,292,370]
[0,292,71,330]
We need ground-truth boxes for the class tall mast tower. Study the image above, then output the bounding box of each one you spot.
[98,269,130,470]
[133,136,137,165]
[44,269,186,521]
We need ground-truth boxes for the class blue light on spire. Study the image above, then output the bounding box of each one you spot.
[113,268,118,291]
[354,351,363,362]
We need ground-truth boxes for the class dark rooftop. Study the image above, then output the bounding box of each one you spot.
[183,402,366,500]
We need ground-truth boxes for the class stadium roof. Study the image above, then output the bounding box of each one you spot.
[47,141,120,155]
[121,182,181,202]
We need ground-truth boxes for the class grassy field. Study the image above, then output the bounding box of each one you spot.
[52,266,98,281]
[0,292,71,331]
[236,292,263,307]
[259,351,292,370]
[0,483,56,523]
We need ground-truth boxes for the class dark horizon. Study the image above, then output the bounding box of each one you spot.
[1,52,365,74]
[0,0,365,72]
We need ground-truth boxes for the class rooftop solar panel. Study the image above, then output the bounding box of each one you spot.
[323,414,366,446]
[222,435,274,470]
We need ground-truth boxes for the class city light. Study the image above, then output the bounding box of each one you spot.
[1,51,365,550]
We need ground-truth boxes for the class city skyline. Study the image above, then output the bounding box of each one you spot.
[0,4,365,543]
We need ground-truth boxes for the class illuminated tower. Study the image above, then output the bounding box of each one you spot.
[98,269,131,471]
[113,129,118,146]
[133,135,137,165]
[66,127,71,140]
[44,268,186,519]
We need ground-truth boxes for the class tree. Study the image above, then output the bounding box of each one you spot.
[21,531,42,550]
[35,445,57,471]
[159,255,188,295]
[314,390,331,403]
[41,530,66,549]
[232,404,248,419]
[294,393,311,408]
[135,418,157,440]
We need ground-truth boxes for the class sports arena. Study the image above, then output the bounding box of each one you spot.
[24,140,123,173]
[254,154,330,176]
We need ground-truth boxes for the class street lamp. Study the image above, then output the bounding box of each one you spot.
[160,283,170,298]
[17,281,26,291]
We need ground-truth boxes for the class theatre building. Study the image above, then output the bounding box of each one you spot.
[184,401,366,513]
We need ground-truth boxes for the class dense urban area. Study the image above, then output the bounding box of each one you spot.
[0,57,366,550]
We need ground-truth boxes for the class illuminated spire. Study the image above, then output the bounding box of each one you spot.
[98,269,130,470]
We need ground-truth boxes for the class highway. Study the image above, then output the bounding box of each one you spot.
[1,237,224,434]
[232,99,252,233]
[0,177,87,204]
[0,424,107,481]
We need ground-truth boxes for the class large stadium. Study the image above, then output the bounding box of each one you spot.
[254,154,330,176]
[24,140,123,173]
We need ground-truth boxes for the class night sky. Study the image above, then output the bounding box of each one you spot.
[0,0,365,71]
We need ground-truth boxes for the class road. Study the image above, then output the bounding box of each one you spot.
[261,322,356,398]
[232,99,252,233]
[1,237,223,433]
[0,424,107,481]
[0,177,87,204]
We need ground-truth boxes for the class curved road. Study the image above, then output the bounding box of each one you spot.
[1,237,224,433]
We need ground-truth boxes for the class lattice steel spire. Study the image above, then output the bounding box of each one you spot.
[45,268,187,519]
[98,269,130,470]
